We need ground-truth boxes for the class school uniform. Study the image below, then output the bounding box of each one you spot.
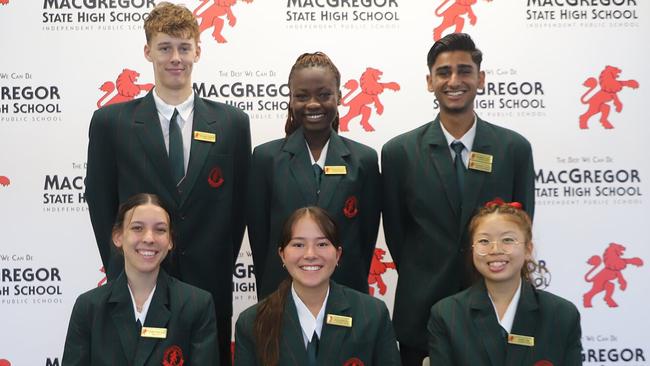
[247,127,381,298]
[62,270,218,366]
[428,281,582,366]
[234,281,401,366]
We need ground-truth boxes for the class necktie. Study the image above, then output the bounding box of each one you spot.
[306,331,319,366]
[136,319,142,335]
[168,108,184,185]
[451,141,466,198]
[313,163,323,190]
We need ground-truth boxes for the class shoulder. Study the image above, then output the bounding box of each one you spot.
[91,97,143,126]
[431,286,473,314]
[198,97,249,123]
[337,135,376,157]
[478,118,531,148]
[382,122,432,153]
[331,283,390,317]
[235,302,261,331]
[534,288,580,319]
[168,276,213,307]
[252,138,285,156]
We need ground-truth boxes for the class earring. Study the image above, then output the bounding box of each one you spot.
[282,263,286,269]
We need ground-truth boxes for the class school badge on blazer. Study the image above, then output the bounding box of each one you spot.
[162,345,184,366]
[343,357,364,366]
[534,360,553,366]
[343,196,359,218]
[207,166,224,189]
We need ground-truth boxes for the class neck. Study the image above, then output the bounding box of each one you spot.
[155,86,192,106]
[303,129,331,162]
[485,277,521,320]
[439,109,475,139]
[125,266,158,309]
[294,282,329,318]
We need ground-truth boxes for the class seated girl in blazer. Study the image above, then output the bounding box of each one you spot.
[62,193,218,366]
[235,206,400,366]
[428,199,582,366]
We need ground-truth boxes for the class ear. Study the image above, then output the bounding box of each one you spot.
[144,43,152,62]
[426,73,434,92]
[112,230,123,250]
[525,241,534,261]
[194,43,202,62]
[335,246,342,263]
[278,247,285,265]
[337,89,342,105]
[478,70,486,90]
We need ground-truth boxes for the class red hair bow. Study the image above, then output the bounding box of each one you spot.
[485,198,523,209]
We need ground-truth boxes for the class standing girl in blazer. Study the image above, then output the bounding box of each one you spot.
[427,199,582,366]
[247,52,381,299]
[236,206,400,366]
[62,193,218,366]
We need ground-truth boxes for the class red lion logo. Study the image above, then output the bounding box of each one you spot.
[0,0,9,5]
[339,68,400,132]
[163,345,185,366]
[583,242,643,308]
[97,266,107,287]
[0,176,10,187]
[433,0,492,41]
[368,248,396,296]
[579,66,639,129]
[0,359,11,366]
[194,0,253,44]
[97,69,153,109]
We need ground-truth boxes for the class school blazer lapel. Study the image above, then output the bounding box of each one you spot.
[109,273,139,366]
[459,118,493,232]
[470,282,507,366]
[283,128,319,204]
[506,282,539,365]
[133,91,179,205]
[318,133,351,209]
[425,118,460,216]
[318,282,351,365]
[133,271,172,366]
[178,95,220,207]
[281,295,309,366]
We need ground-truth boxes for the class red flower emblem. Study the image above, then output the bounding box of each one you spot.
[208,167,224,188]
[162,345,185,366]
[534,361,553,366]
[343,196,358,218]
[343,357,364,366]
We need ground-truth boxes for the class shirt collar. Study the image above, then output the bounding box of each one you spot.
[306,139,330,168]
[440,113,477,150]
[127,283,157,325]
[488,278,522,334]
[152,89,195,123]
[291,283,329,347]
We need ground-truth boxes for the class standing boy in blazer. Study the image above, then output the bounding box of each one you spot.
[381,33,535,365]
[84,3,250,365]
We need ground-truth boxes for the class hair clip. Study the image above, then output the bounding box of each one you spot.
[485,198,523,210]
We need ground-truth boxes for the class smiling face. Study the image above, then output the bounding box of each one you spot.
[289,66,340,135]
[113,203,172,278]
[144,31,201,98]
[471,213,532,289]
[427,50,484,115]
[279,214,342,295]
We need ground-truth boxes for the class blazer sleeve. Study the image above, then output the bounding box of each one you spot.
[62,296,91,366]
[427,302,455,366]
[512,136,535,220]
[246,146,271,279]
[359,149,381,275]
[563,307,583,366]
[234,310,258,366]
[230,112,252,265]
[190,295,220,366]
[84,108,119,275]
[380,142,406,269]
[373,302,401,366]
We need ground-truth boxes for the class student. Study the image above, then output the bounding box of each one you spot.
[247,52,380,299]
[62,193,218,366]
[84,3,250,364]
[428,199,582,365]
[235,207,400,366]
[381,33,535,365]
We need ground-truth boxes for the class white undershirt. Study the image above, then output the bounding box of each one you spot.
[440,114,478,168]
[306,139,330,169]
[291,283,329,348]
[127,284,156,326]
[487,279,522,333]
[153,89,194,175]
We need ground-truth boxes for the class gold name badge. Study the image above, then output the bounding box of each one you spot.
[326,314,352,328]
[469,151,493,164]
[141,327,168,339]
[193,131,216,143]
[508,333,534,347]
[323,166,347,175]
[469,160,492,173]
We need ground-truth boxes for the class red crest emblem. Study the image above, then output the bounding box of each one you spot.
[96,68,153,108]
[0,0,10,5]
[208,166,225,188]
[579,66,639,129]
[193,0,254,44]
[534,361,553,366]
[339,68,400,132]
[162,345,185,366]
[583,242,644,308]
[343,196,359,218]
[0,176,10,187]
[343,358,364,366]
[433,0,493,41]
[0,359,12,366]
[368,248,396,296]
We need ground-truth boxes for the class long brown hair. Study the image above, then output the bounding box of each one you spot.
[254,207,340,366]
[284,52,342,136]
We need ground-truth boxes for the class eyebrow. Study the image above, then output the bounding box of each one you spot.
[290,236,329,240]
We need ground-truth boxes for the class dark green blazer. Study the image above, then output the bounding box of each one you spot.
[234,281,400,366]
[428,281,582,366]
[85,91,250,317]
[381,116,535,351]
[247,128,381,298]
[62,270,219,366]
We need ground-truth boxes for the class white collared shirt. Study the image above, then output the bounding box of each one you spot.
[153,89,194,175]
[440,114,478,168]
[488,279,522,334]
[306,139,330,169]
[127,284,156,326]
[291,283,330,348]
